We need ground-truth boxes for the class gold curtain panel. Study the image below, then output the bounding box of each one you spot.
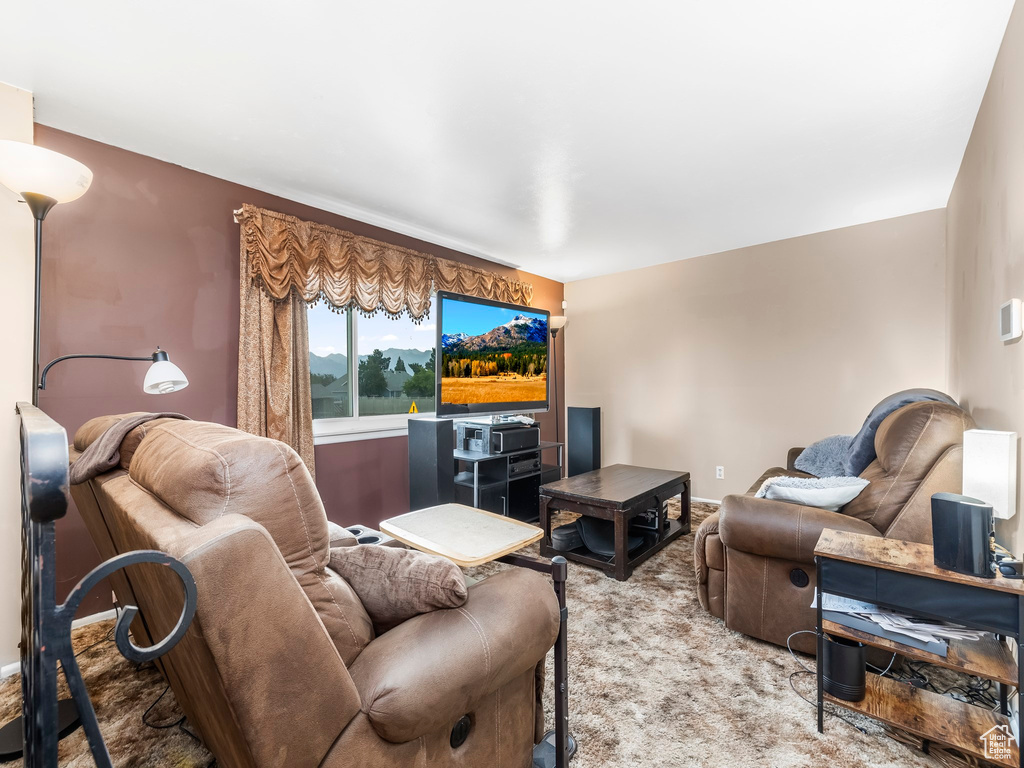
[235,204,533,320]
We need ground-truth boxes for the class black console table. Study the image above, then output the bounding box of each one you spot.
[453,441,563,522]
[408,418,562,522]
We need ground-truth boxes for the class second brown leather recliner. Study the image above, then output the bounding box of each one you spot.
[70,415,559,768]
[694,400,974,653]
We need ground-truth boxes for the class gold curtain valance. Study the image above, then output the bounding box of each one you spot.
[234,204,533,321]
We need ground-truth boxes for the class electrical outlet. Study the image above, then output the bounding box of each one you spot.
[716,466,725,480]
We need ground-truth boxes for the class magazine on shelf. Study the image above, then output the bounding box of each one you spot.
[821,610,948,657]
[812,591,986,655]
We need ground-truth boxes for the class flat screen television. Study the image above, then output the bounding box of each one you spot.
[435,291,550,417]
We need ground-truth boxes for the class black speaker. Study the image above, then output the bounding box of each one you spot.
[931,492,995,578]
[408,419,455,510]
[568,407,601,477]
[822,635,866,702]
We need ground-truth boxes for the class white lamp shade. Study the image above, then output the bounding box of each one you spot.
[550,315,568,330]
[0,140,93,203]
[962,429,1018,520]
[144,360,189,395]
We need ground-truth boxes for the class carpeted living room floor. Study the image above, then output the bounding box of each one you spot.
[0,501,952,767]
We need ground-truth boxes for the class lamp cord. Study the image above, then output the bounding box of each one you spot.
[785,630,895,735]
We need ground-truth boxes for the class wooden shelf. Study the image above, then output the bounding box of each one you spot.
[826,673,1019,768]
[454,471,505,490]
[816,529,1024,596]
[822,619,1018,687]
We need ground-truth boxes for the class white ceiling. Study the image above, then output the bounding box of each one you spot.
[0,1,1014,282]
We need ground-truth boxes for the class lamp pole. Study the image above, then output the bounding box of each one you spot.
[32,216,41,406]
[22,193,57,408]
[549,318,567,478]
[551,326,561,447]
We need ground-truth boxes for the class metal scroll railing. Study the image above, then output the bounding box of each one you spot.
[17,403,197,768]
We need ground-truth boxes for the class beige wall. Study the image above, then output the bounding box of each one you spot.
[564,209,948,500]
[0,82,35,669]
[946,2,1024,554]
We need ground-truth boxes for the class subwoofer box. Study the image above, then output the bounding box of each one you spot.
[568,407,601,477]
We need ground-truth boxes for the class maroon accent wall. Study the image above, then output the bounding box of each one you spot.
[34,125,564,617]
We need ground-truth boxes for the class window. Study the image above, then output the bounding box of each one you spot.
[308,300,436,434]
[355,310,437,416]
[308,303,353,420]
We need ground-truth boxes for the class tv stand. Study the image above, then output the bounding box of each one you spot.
[454,441,563,522]
[408,419,562,523]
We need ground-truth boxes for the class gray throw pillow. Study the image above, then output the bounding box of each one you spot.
[794,434,853,478]
[328,544,468,633]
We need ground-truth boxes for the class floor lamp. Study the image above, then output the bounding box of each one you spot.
[0,139,93,759]
[0,140,92,406]
[0,140,190,403]
[550,315,567,474]
[0,140,190,762]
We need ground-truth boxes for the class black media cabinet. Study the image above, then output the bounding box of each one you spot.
[454,441,563,522]
[409,418,563,522]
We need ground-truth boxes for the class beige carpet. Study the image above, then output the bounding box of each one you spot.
[0,501,949,767]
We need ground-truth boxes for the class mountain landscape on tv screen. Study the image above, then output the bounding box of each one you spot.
[441,314,548,404]
[441,314,548,352]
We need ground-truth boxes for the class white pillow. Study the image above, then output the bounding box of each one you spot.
[756,476,870,512]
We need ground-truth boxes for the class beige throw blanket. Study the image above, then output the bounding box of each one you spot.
[69,412,189,485]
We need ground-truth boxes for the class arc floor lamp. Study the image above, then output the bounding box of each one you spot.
[0,139,192,764]
[0,139,189,403]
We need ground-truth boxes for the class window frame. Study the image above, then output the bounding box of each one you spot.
[311,305,436,444]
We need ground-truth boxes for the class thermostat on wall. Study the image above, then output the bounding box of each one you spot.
[1001,299,1022,341]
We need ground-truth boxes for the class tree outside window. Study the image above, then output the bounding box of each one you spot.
[308,300,436,421]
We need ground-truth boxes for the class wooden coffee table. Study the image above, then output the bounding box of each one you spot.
[540,464,690,581]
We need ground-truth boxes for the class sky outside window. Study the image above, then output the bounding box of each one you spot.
[307,303,436,357]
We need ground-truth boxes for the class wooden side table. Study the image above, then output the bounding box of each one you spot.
[381,503,576,768]
[815,529,1024,768]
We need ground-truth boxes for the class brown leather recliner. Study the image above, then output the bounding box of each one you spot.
[70,415,559,768]
[694,401,974,654]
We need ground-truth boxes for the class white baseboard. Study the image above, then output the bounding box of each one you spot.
[692,496,722,505]
[72,608,117,630]
[0,609,118,680]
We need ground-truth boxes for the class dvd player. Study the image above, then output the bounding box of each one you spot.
[508,453,541,477]
[456,422,541,455]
